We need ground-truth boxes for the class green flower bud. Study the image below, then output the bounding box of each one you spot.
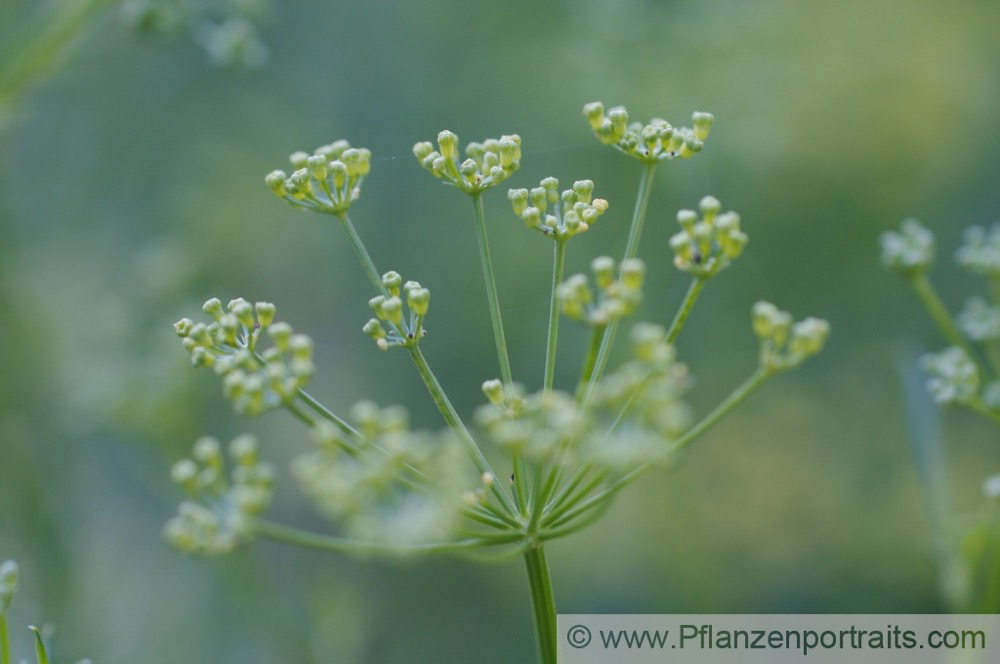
[466,142,484,160]
[540,177,560,203]
[460,158,478,178]
[676,209,697,230]
[171,458,199,490]
[229,434,258,466]
[530,187,547,211]
[193,436,223,467]
[752,301,780,340]
[330,160,348,188]
[369,295,386,319]
[921,347,979,405]
[268,321,293,351]
[254,302,276,328]
[521,206,542,229]
[265,170,287,195]
[591,256,616,289]
[363,318,386,339]
[174,317,194,337]
[620,258,645,291]
[381,296,403,325]
[573,180,594,204]
[413,141,434,161]
[789,317,831,357]
[289,334,313,361]
[437,130,459,160]
[306,154,328,180]
[499,137,519,168]
[482,378,505,406]
[229,300,254,328]
[289,151,310,169]
[699,195,721,220]
[608,107,628,139]
[382,271,402,296]
[509,188,529,216]
[407,287,430,316]
[692,111,714,141]
[583,101,605,130]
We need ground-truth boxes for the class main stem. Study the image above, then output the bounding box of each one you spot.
[0,614,9,664]
[337,212,387,295]
[524,545,558,664]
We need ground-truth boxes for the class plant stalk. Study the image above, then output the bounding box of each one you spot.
[524,545,558,664]
[472,193,514,385]
[544,240,568,392]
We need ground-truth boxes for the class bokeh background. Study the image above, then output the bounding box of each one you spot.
[2,0,999,661]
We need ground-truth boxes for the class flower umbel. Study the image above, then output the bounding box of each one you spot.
[507,178,609,240]
[265,140,372,214]
[583,101,713,163]
[414,130,521,194]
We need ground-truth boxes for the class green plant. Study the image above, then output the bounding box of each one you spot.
[881,218,1000,612]
[167,102,829,662]
[0,561,89,664]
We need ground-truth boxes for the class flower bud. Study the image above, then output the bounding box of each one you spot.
[482,378,505,406]
[382,271,402,296]
[363,318,386,339]
[413,141,434,161]
[591,256,615,289]
[620,258,646,291]
[289,151,310,169]
[254,302,276,328]
[692,111,714,141]
[699,195,721,220]
[407,287,430,316]
[508,188,529,216]
[789,318,831,357]
[265,170,287,195]
[381,296,403,325]
[583,101,605,130]
[573,180,594,204]
[268,321,293,350]
[437,130,459,159]
[174,317,194,337]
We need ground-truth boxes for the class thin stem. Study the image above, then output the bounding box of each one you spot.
[544,240,568,392]
[255,519,507,556]
[471,193,514,385]
[1,614,9,664]
[30,627,48,664]
[580,163,659,406]
[622,162,658,261]
[910,273,976,358]
[524,546,558,664]
[336,212,388,296]
[575,326,606,401]
[295,387,362,439]
[408,346,515,514]
[666,277,706,344]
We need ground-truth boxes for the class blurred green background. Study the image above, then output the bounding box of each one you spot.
[2,0,999,661]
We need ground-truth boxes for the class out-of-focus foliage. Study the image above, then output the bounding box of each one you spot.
[2,0,1000,661]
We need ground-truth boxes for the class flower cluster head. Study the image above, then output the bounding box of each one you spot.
[265,140,372,214]
[413,130,521,194]
[175,298,314,415]
[363,272,431,350]
[956,224,1000,277]
[164,435,276,554]
[507,178,609,240]
[476,324,690,474]
[958,297,1000,342]
[583,101,713,163]
[557,257,645,326]
[920,347,982,406]
[752,302,831,374]
[880,218,935,278]
[670,196,748,278]
[293,403,471,548]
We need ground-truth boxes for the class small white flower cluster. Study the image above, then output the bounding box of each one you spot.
[507,178,609,241]
[752,301,831,374]
[363,272,431,351]
[175,298,314,415]
[266,140,372,214]
[557,257,645,327]
[583,101,713,162]
[414,130,521,194]
[292,403,471,548]
[670,196,748,278]
[164,435,275,555]
[880,218,936,277]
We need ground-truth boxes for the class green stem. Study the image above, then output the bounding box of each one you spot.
[575,326,606,401]
[580,163,659,406]
[544,240,568,392]
[295,387,362,439]
[471,193,514,385]
[622,162,658,261]
[666,277,706,344]
[336,212,388,296]
[30,627,48,664]
[255,519,513,556]
[911,273,976,358]
[524,546,558,664]
[408,346,515,514]
[1,614,9,664]
[672,366,769,453]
